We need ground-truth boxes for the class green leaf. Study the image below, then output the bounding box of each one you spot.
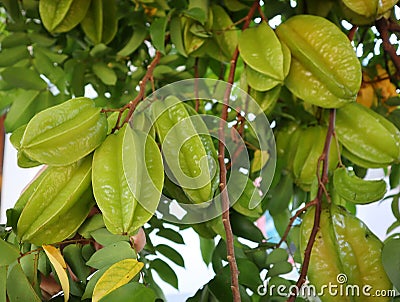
[199,237,215,265]
[251,149,270,173]
[39,0,74,32]
[382,237,400,291]
[237,259,262,292]
[150,259,179,289]
[86,241,136,270]
[239,21,285,80]
[33,47,65,86]
[156,228,185,244]
[266,248,289,265]
[390,165,400,189]
[230,212,265,242]
[1,33,29,49]
[149,17,167,54]
[184,7,206,24]
[90,228,130,246]
[6,263,41,302]
[387,220,400,235]
[1,67,47,90]
[100,282,157,302]
[63,245,91,283]
[78,214,105,238]
[208,265,233,301]
[20,252,40,295]
[0,239,20,266]
[210,4,238,60]
[92,259,144,302]
[230,174,263,218]
[4,89,40,132]
[92,62,117,86]
[38,250,51,276]
[34,46,68,64]
[81,0,103,44]
[155,244,185,267]
[82,244,96,262]
[117,27,147,57]
[246,65,281,91]
[0,266,5,302]
[27,33,57,47]
[267,261,293,277]
[101,0,118,44]
[267,173,293,216]
[44,0,91,33]
[170,16,187,57]
[0,45,29,67]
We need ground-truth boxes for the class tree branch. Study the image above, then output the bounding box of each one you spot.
[103,51,162,132]
[287,109,336,302]
[276,200,317,248]
[376,18,400,75]
[217,2,259,301]
[347,25,358,41]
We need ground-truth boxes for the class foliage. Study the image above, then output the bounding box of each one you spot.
[0,0,400,301]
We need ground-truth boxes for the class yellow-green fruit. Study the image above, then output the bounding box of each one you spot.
[339,0,398,25]
[17,156,94,245]
[336,102,400,167]
[292,125,340,190]
[300,204,392,302]
[276,15,361,108]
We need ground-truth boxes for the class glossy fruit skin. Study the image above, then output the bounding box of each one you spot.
[335,102,400,168]
[239,21,290,91]
[152,96,218,204]
[276,15,361,108]
[332,167,387,204]
[92,125,164,235]
[19,97,107,166]
[16,155,95,245]
[300,204,392,302]
[339,0,398,25]
[92,125,138,235]
[277,125,339,191]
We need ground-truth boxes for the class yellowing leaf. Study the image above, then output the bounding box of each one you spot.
[92,259,144,302]
[251,150,270,173]
[43,245,70,302]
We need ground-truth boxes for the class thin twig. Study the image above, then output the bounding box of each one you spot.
[217,2,259,301]
[103,51,162,132]
[287,109,336,302]
[276,200,317,248]
[376,18,400,75]
[347,25,358,42]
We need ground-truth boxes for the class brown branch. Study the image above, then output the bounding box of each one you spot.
[103,51,162,132]
[276,200,317,248]
[257,5,267,23]
[388,19,400,32]
[218,46,241,302]
[217,2,259,301]
[347,25,358,41]
[287,109,336,302]
[376,18,400,74]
